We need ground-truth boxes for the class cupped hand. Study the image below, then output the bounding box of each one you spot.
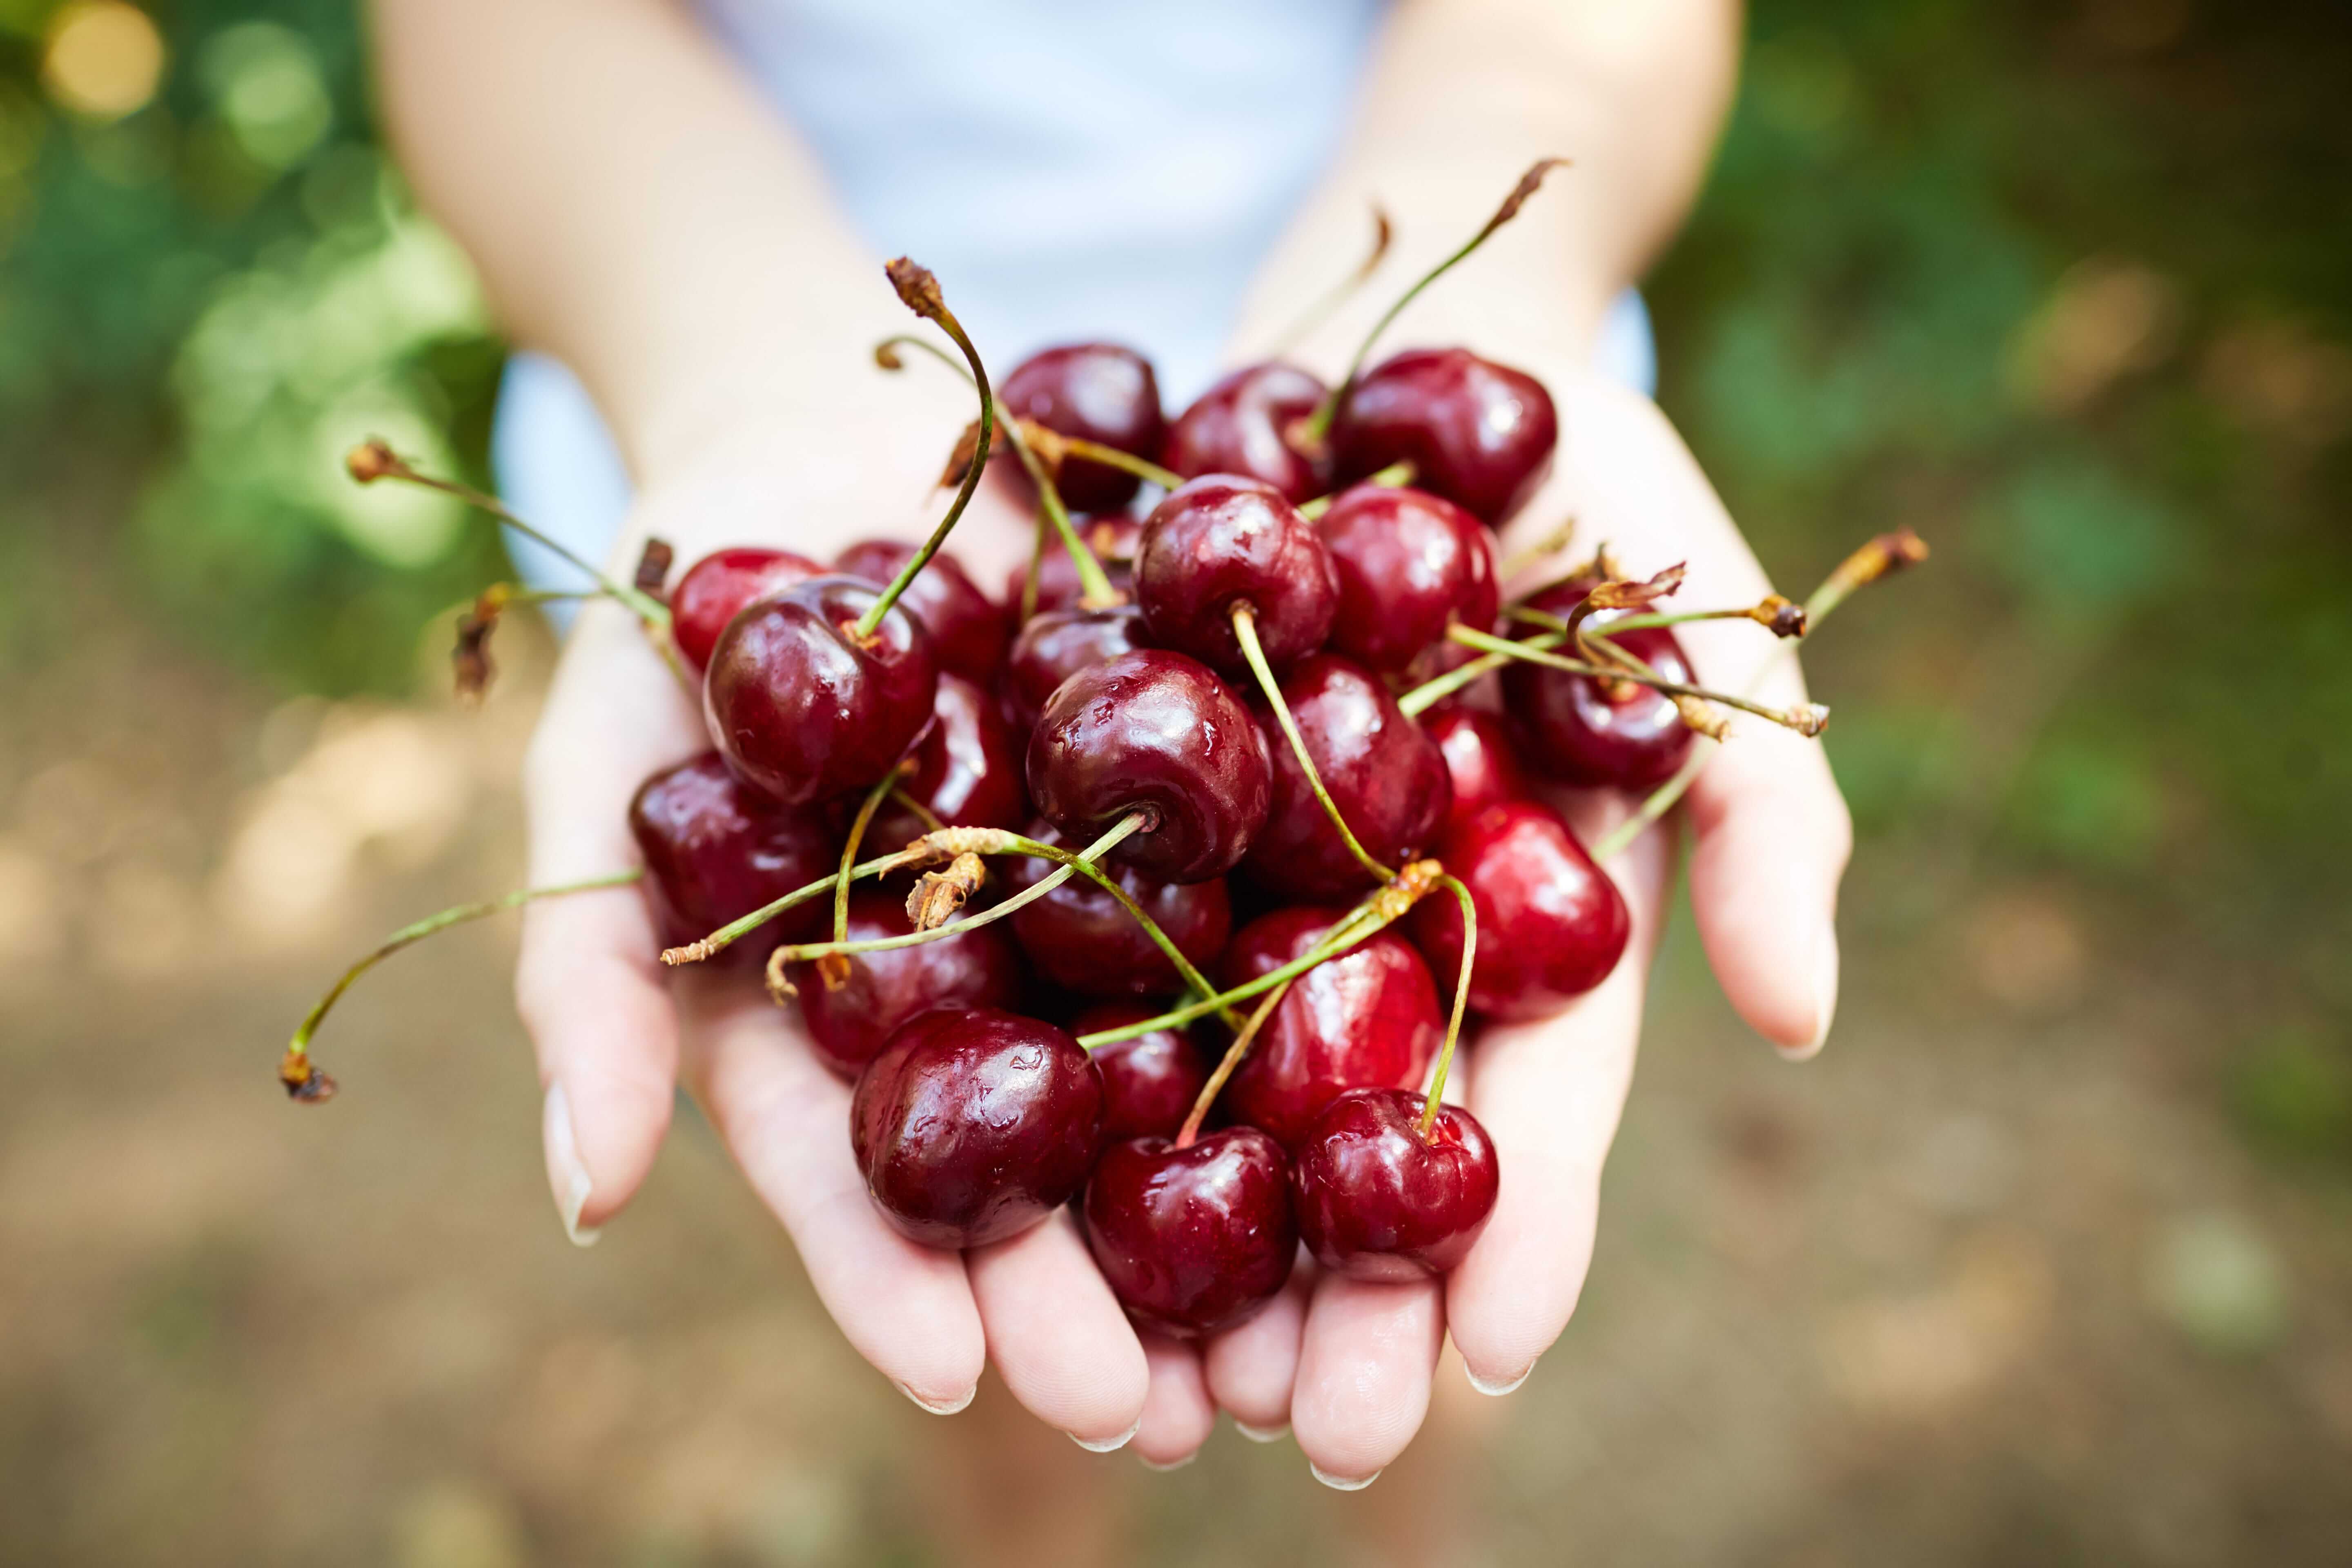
[1132,370,1853,1481]
[510,412,1159,1449]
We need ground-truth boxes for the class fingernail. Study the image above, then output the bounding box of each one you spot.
[542,1082,600,1247]
[1467,1360,1535,1396]
[1138,1451,1196,1472]
[1069,1417,1141,1452]
[893,1380,976,1416]
[1234,1420,1290,1444]
[1782,934,1839,1062]
[1309,1462,1381,1491]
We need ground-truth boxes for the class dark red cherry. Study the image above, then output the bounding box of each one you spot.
[833,539,1007,686]
[851,1007,1104,1249]
[1409,799,1630,1022]
[628,753,840,962]
[1070,1001,1210,1145]
[1134,475,1338,675]
[1290,1088,1499,1281]
[1005,516,1138,621]
[1241,654,1451,902]
[1422,706,1530,833]
[1317,484,1498,675]
[1083,1128,1296,1337]
[1503,580,1696,790]
[1000,603,1149,736]
[868,673,1025,854]
[669,546,823,674]
[1330,347,1558,526]
[794,889,1025,1080]
[1217,906,1443,1149]
[1162,361,1331,503]
[1003,820,1232,998]
[1025,649,1272,884]
[998,343,1166,512]
[704,575,938,807]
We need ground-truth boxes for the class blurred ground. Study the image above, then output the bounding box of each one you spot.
[4,0,2352,1562]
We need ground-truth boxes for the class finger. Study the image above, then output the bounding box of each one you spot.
[678,977,987,1411]
[1444,814,1672,1393]
[1288,1274,1445,1489]
[967,1208,1150,1449]
[516,603,705,1239]
[1203,1262,1313,1440]
[1134,1334,1218,1471]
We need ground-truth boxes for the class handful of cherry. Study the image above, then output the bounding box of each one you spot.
[284,165,1924,1350]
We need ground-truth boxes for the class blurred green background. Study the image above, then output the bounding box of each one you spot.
[2,1,2348,1564]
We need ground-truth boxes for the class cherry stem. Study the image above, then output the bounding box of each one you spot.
[1045,431,1183,492]
[874,334,973,384]
[991,832,1244,1028]
[831,761,909,979]
[345,443,686,684]
[1441,624,1829,736]
[1506,601,1807,639]
[1076,860,1443,1051]
[1003,417,1122,609]
[1419,873,1478,1143]
[279,869,643,1103]
[1498,515,1579,579]
[889,786,946,835]
[1174,978,1291,1149]
[1231,602,1396,884]
[1585,530,1929,862]
[1301,157,1569,445]
[762,814,1146,975]
[856,261,996,641]
[661,842,940,965]
[1265,202,1394,357]
[1294,460,1414,521]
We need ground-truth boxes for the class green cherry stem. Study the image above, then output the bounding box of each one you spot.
[1419,873,1478,1143]
[661,843,940,965]
[856,260,995,641]
[279,868,644,1103]
[1585,529,1930,862]
[1174,978,1291,1148]
[1264,203,1394,358]
[1443,625,1829,736]
[1045,431,1183,492]
[763,814,1147,975]
[987,831,1243,1028]
[1231,602,1396,884]
[1002,418,1122,609]
[1300,157,1569,446]
[1294,459,1415,521]
[830,761,909,971]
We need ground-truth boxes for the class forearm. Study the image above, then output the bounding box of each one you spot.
[370,0,942,492]
[1236,0,1740,372]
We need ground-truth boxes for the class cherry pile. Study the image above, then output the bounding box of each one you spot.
[285,164,1925,1348]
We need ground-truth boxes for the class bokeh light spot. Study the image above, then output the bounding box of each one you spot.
[42,1,165,122]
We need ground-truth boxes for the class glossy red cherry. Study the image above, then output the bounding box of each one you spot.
[1290,1088,1499,1281]
[1409,799,1630,1022]
[1000,603,1149,735]
[834,539,1007,686]
[868,673,1025,854]
[998,343,1165,512]
[1003,820,1232,998]
[704,575,938,807]
[1025,649,1272,884]
[794,889,1025,1080]
[669,546,823,674]
[1133,475,1338,675]
[1070,1000,1210,1145]
[1217,906,1443,1149]
[1005,516,1138,621]
[851,1007,1104,1249]
[1241,654,1451,902]
[1423,706,1530,833]
[1317,484,1497,675]
[1162,361,1330,503]
[628,753,840,961]
[1503,581,1696,790]
[1082,1127,1296,1337]
[1330,347,1558,526]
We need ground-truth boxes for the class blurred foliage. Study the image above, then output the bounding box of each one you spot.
[0,3,2344,1116]
[1649,0,2352,1088]
[0,0,504,691]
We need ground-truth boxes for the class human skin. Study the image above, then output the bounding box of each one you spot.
[373,0,1849,1486]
